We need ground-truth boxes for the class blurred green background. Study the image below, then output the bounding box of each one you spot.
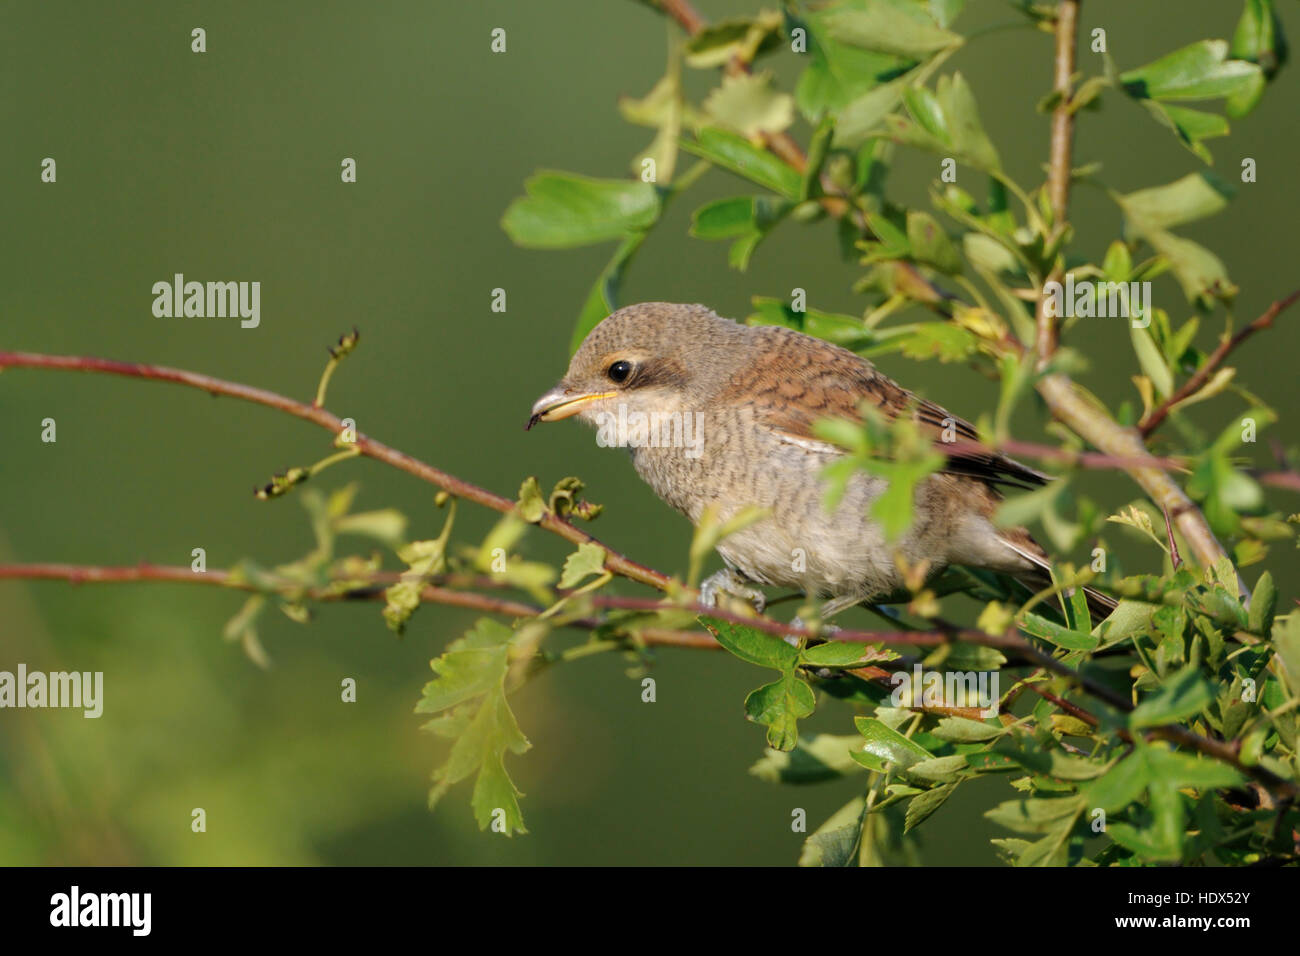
[1,0,1296,865]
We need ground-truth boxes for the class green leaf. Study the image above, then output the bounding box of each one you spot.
[689,196,792,271]
[547,475,603,521]
[906,211,963,273]
[383,503,456,634]
[994,478,1068,531]
[1120,39,1262,101]
[1270,611,1300,696]
[793,2,914,120]
[222,594,270,668]
[747,296,888,351]
[852,716,934,773]
[619,45,685,183]
[801,640,897,668]
[681,126,803,199]
[418,619,532,835]
[1137,102,1231,164]
[905,782,958,832]
[823,0,962,59]
[557,542,606,589]
[904,85,947,139]
[931,716,1005,742]
[831,77,906,148]
[1018,612,1099,651]
[502,171,660,248]
[938,72,1000,172]
[1231,0,1287,80]
[1102,239,1133,281]
[1247,570,1278,635]
[992,737,1109,781]
[962,232,1018,275]
[897,322,976,361]
[798,796,866,867]
[701,616,798,670]
[515,476,547,523]
[1117,39,1265,161]
[870,455,945,540]
[333,508,408,549]
[691,196,761,239]
[812,417,870,455]
[1082,752,1151,812]
[1114,180,1237,304]
[702,71,795,140]
[928,0,967,29]
[1131,326,1174,398]
[1118,172,1233,230]
[1128,665,1214,729]
[1144,746,1241,790]
[985,795,1085,835]
[426,692,531,836]
[746,673,817,751]
[415,618,515,715]
[684,11,784,68]
[906,754,969,783]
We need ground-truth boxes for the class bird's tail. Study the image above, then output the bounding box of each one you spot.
[997,531,1117,628]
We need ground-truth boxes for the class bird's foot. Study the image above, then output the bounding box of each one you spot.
[791,592,862,636]
[699,568,766,615]
[790,615,842,635]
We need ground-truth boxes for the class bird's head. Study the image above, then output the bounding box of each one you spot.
[526,302,745,430]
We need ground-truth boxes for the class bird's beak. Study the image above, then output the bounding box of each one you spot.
[525,386,617,431]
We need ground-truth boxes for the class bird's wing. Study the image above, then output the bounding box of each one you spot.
[729,327,1049,489]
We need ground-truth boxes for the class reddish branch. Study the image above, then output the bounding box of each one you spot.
[658,0,705,36]
[1139,289,1300,436]
[0,350,672,593]
[0,560,989,649]
[0,561,719,650]
[7,557,1290,796]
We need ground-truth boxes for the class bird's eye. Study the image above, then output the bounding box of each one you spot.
[607,360,632,383]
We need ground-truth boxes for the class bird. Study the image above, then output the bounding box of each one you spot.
[527,302,1114,625]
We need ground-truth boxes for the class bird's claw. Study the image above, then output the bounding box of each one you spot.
[788,616,842,648]
[789,615,842,636]
[699,568,766,614]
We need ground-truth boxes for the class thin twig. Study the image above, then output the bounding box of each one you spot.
[0,351,673,593]
[0,561,717,650]
[1139,289,1300,436]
